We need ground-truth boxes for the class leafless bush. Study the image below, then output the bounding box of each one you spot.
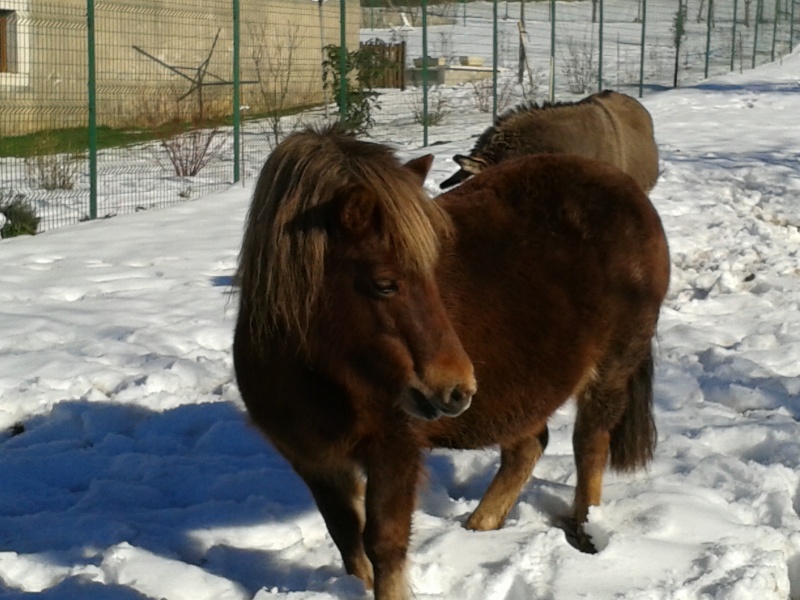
[519,64,546,101]
[249,23,312,149]
[159,125,228,177]
[469,75,516,113]
[561,36,597,94]
[139,85,230,178]
[408,87,452,126]
[24,135,82,191]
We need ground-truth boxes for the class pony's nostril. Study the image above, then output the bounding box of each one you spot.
[450,387,466,405]
[445,385,473,415]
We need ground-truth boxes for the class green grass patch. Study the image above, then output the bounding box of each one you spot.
[0,102,324,158]
[0,126,162,158]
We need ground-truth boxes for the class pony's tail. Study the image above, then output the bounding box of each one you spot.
[609,344,657,472]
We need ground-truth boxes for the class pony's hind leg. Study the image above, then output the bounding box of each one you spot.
[466,428,549,531]
[299,465,374,587]
[571,405,614,553]
[571,347,657,552]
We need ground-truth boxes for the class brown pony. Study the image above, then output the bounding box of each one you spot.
[233,125,670,600]
[440,90,659,193]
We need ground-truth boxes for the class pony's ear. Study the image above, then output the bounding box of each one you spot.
[331,184,379,238]
[454,155,488,175]
[404,154,434,185]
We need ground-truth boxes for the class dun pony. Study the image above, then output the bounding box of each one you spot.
[233,125,670,600]
[440,89,659,193]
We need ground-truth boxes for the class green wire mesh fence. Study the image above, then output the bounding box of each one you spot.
[0,0,797,233]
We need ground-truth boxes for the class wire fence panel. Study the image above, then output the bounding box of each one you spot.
[0,2,89,231]
[0,0,797,235]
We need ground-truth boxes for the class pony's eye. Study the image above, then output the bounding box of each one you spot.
[373,279,398,297]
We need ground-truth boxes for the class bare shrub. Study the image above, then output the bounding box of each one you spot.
[249,23,312,149]
[519,63,546,101]
[469,75,516,113]
[561,36,597,94]
[140,85,230,178]
[408,87,452,126]
[159,124,228,177]
[470,79,493,113]
[24,136,82,191]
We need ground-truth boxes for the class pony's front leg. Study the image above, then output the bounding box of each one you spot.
[363,442,421,600]
[298,464,374,587]
[466,428,548,531]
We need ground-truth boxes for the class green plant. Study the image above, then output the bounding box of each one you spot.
[0,192,40,238]
[322,40,392,134]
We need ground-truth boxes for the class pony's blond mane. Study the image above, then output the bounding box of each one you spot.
[237,125,451,350]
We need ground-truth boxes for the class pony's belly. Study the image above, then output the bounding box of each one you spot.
[422,405,552,450]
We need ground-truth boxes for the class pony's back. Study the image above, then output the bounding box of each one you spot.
[440,91,659,193]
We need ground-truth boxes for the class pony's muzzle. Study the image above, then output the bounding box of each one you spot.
[404,375,477,421]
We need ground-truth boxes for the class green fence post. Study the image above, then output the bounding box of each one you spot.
[771,0,779,60]
[550,0,556,101]
[791,0,796,50]
[752,0,762,68]
[704,0,713,77]
[731,0,739,70]
[422,0,429,146]
[339,0,347,122]
[233,0,241,184]
[639,0,647,97]
[493,0,498,120]
[598,0,604,91]
[87,0,97,220]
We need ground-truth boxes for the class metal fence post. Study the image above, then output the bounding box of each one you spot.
[422,0,429,147]
[233,0,241,184]
[493,0,498,120]
[731,0,739,71]
[598,0,604,91]
[339,0,347,122]
[752,0,763,68]
[791,0,796,50]
[639,0,647,97]
[771,0,779,60]
[704,0,713,78]
[87,0,97,220]
[550,0,556,101]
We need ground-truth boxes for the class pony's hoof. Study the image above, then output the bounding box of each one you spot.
[558,515,598,554]
[574,530,598,554]
[346,555,374,590]
[465,510,504,531]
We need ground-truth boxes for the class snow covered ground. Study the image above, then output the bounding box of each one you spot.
[2,42,800,600]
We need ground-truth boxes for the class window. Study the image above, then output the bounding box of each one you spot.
[0,10,10,73]
[0,9,18,74]
[0,2,28,86]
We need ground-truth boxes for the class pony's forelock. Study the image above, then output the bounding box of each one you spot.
[236,126,450,351]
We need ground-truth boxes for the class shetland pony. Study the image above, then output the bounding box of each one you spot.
[440,90,659,193]
[233,126,670,600]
